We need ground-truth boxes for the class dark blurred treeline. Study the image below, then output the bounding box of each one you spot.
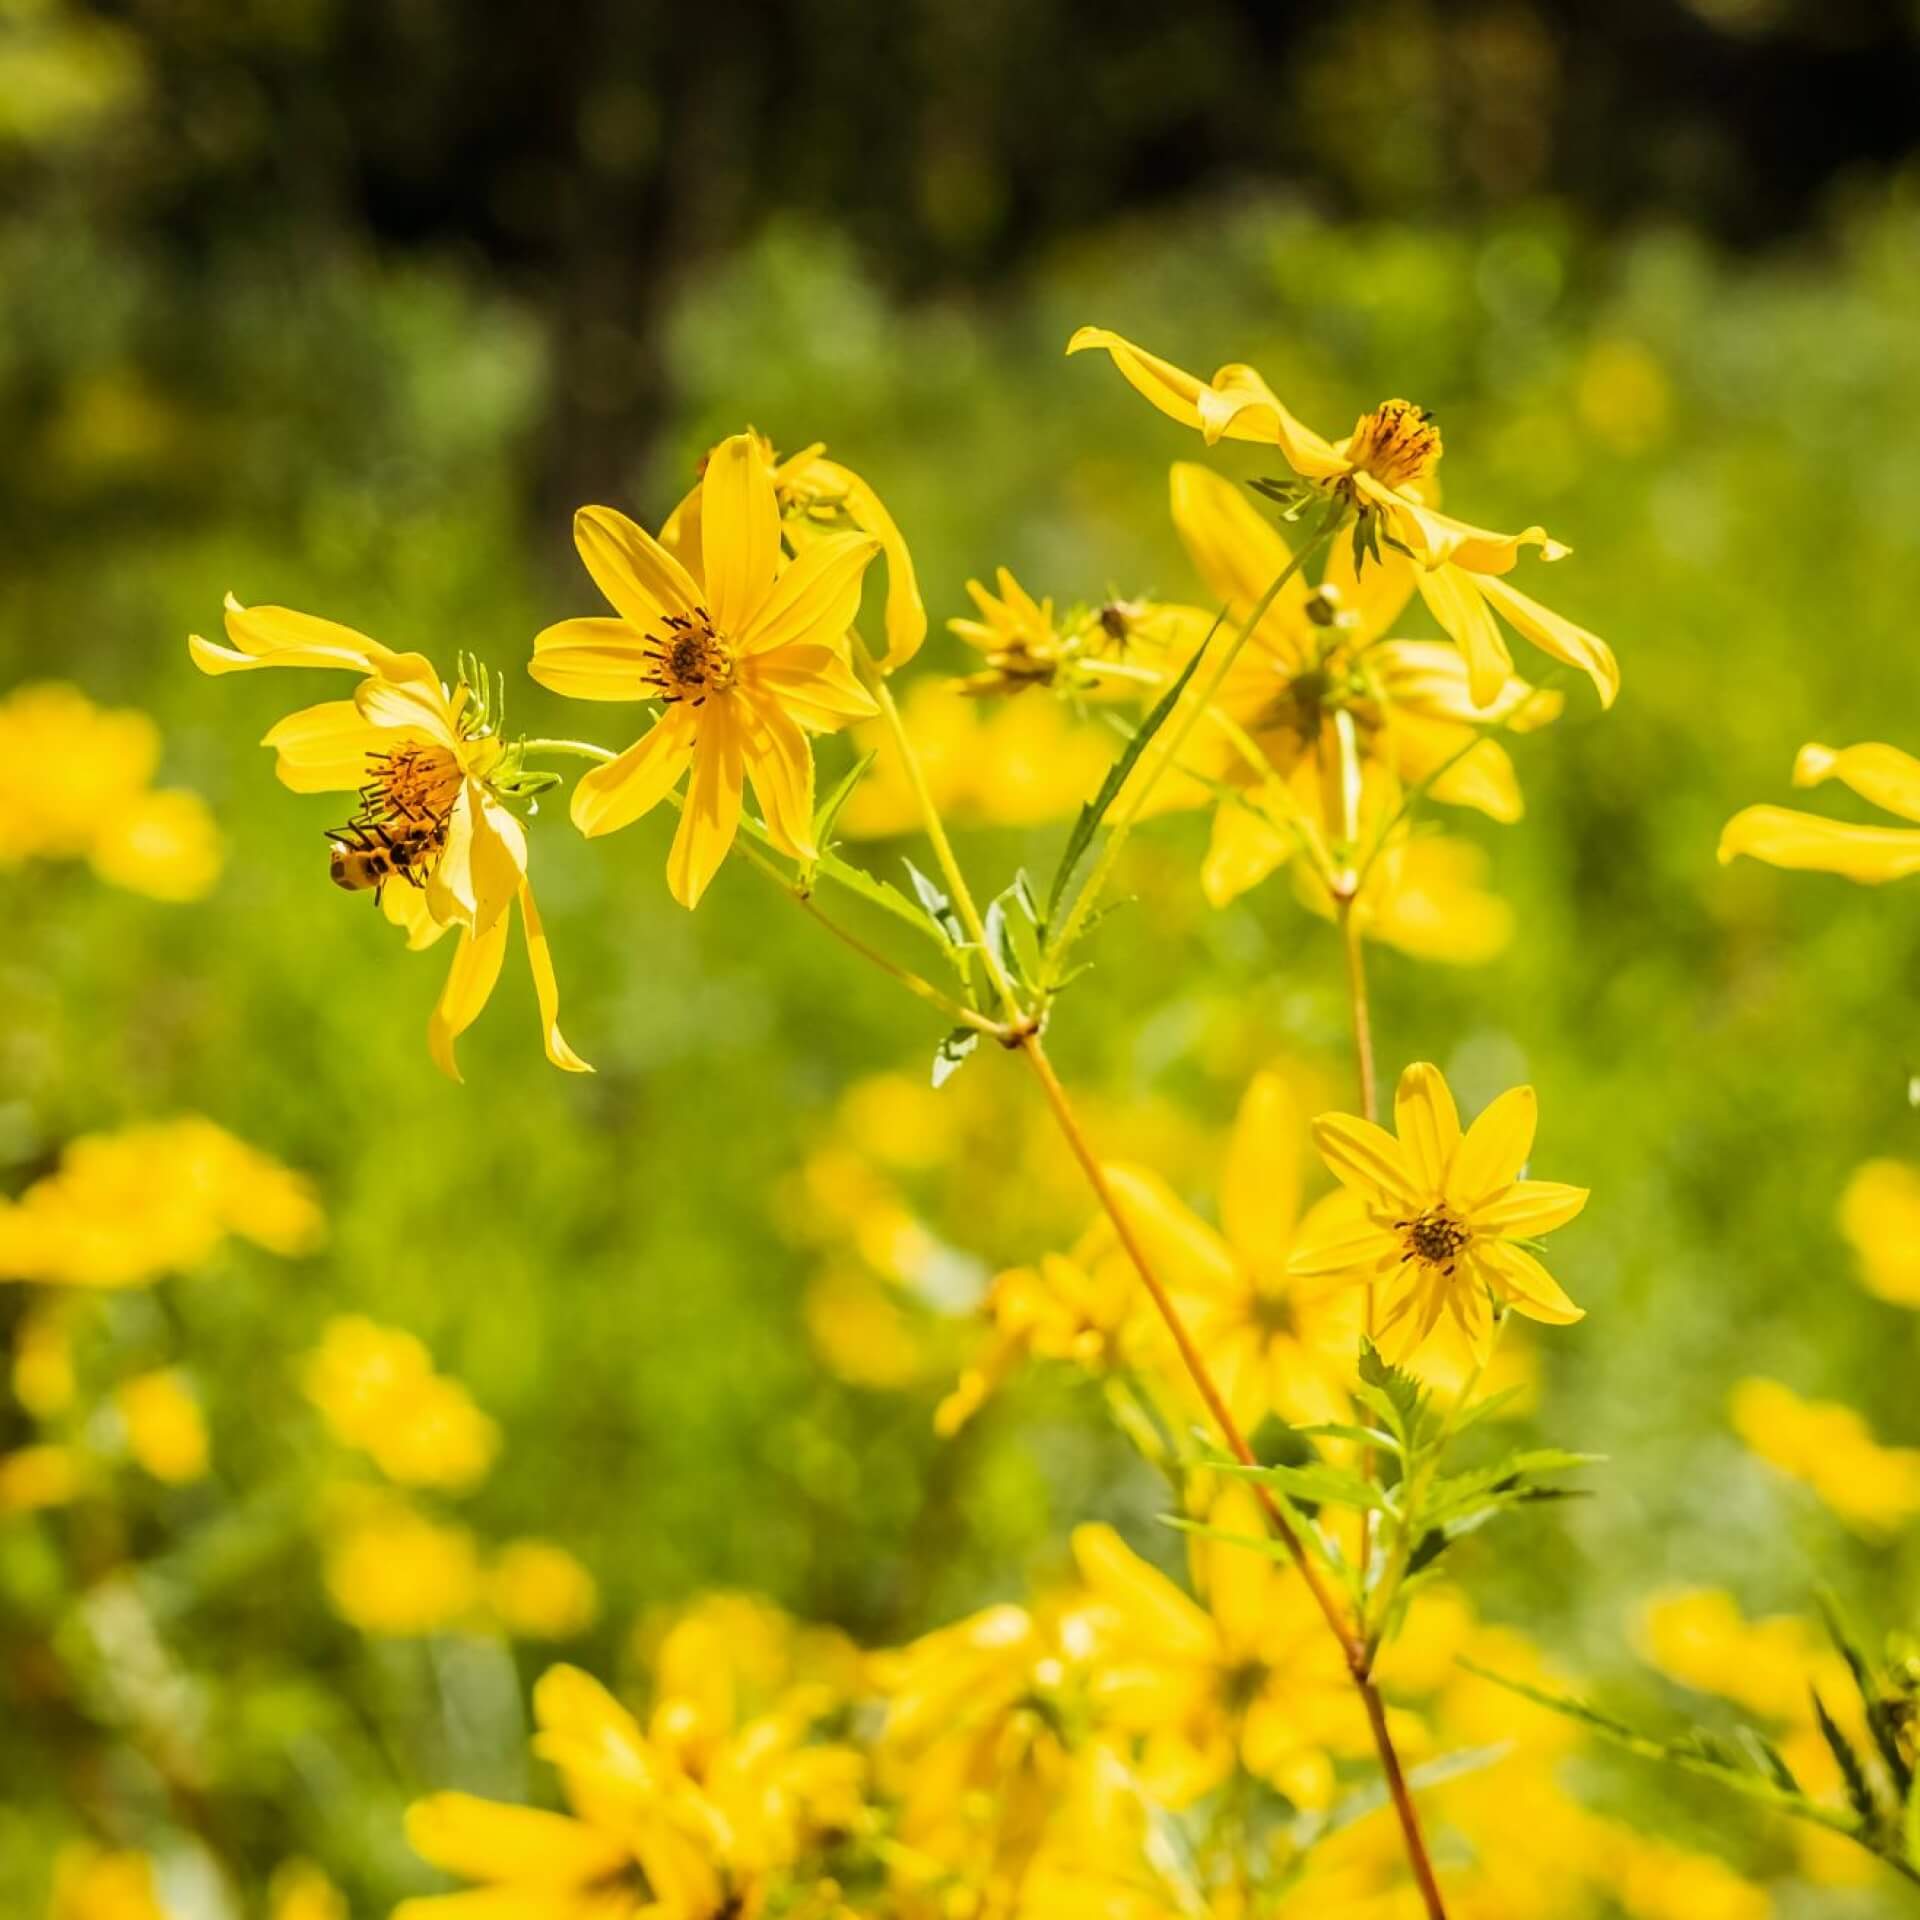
[3,0,1917,521]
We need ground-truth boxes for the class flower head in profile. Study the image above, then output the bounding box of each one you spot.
[1720,742,1920,884]
[190,598,588,1080]
[1289,1063,1586,1357]
[1068,329,1618,708]
[532,433,883,906]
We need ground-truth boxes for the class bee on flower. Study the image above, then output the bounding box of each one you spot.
[1068,328,1618,708]
[189,597,588,1079]
[1289,1062,1587,1358]
[531,433,886,906]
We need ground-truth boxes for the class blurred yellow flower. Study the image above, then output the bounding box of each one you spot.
[0,681,221,901]
[1072,1490,1367,1808]
[267,1861,347,1920]
[1730,1377,1920,1533]
[0,1117,322,1289]
[531,432,882,907]
[0,1441,82,1513]
[948,566,1068,694]
[114,1369,209,1484]
[48,1847,171,1920]
[13,1306,77,1418]
[323,1496,481,1636]
[487,1539,601,1639]
[1294,826,1514,967]
[302,1315,499,1492]
[1720,742,1920,883]
[1575,339,1673,457]
[1637,1587,1846,1724]
[191,597,589,1078]
[1290,1062,1586,1357]
[1067,327,1618,707]
[804,1267,930,1389]
[1838,1158,1920,1306]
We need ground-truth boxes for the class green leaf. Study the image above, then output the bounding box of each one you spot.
[811,849,955,954]
[1818,1589,1913,1796]
[903,858,967,949]
[1356,1339,1430,1451]
[1811,1686,1879,1827]
[1044,625,1212,932]
[1290,1420,1401,1454]
[811,749,875,857]
[1206,1457,1391,1513]
[1446,1385,1527,1436]
[931,1026,979,1090]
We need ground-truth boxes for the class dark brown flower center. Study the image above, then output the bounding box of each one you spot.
[1397,1205,1470,1274]
[644,609,736,705]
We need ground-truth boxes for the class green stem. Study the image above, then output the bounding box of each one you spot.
[519,737,617,763]
[1046,497,1349,971]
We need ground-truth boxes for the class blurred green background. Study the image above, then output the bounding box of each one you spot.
[6,0,1920,1910]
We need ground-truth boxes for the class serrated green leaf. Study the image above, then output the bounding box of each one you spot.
[1206,1457,1391,1513]
[1045,625,1213,932]
[810,848,955,953]
[1160,1515,1299,1566]
[903,858,967,948]
[1812,1686,1879,1826]
[931,1026,979,1089]
[1356,1338,1430,1451]
[1291,1420,1401,1454]
[811,748,875,856]
[1447,1385,1528,1435]
[1818,1589,1913,1797]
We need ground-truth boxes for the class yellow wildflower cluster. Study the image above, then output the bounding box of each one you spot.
[0,681,222,901]
[1729,1377,1920,1534]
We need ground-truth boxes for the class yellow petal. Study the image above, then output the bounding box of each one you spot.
[667,707,744,908]
[427,913,510,1083]
[1793,742,1920,824]
[738,691,816,861]
[1717,806,1920,884]
[1472,1241,1583,1325]
[573,505,701,629]
[1311,1113,1422,1213]
[1321,533,1415,643]
[1395,719,1523,824]
[1476,572,1619,709]
[700,432,780,640]
[1417,567,1513,710]
[737,528,879,657]
[1373,640,1560,730]
[1394,1063,1461,1194]
[1446,1087,1537,1212]
[1472,1179,1588,1239]
[1367,487,1568,575]
[262,700,380,794]
[518,880,591,1074]
[403,1792,629,1887]
[383,874,452,950]
[429,785,527,934]
[748,644,878,728]
[189,595,400,677]
[1220,1070,1301,1273]
[1287,1218,1401,1278]
[1168,462,1306,643]
[1102,1163,1239,1301]
[570,708,698,839]
[355,673,460,746]
[1070,1522,1217,1661]
[528,619,645,703]
[807,453,926,669]
[1201,790,1297,907]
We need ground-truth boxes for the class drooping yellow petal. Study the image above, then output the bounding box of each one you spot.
[427,911,510,1083]
[701,432,780,641]
[1394,1063,1461,1194]
[383,874,454,950]
[403,1793,629,1887]
[262,700,382,794]
[573,505,701,629]
[1793,742,1920,824]
[1717,806,1920,884]
[1375,640,1562,732]
[1168,462,1307,646]
[1446,1087,1538,1213]
[518,880,591,1075]
[738,691,817,861]
[1071,1522,1218,1662]
[570,708,698,839]
[1220,1070,1301,1273]
[1472,1241,1584,1325]
[1364,484,1568,575]
[189,595,410,678]
[1472,1179,1588,1239]
[1066,328,1346,476]
[1310,1113,1422,1213]
[1417,567,1513,711]
[1475,572,1619,709]
[429,784,527,935]
[667,706,744,909]
[527,619,646,702]
[737,529,880,657]
[804,453,926,669]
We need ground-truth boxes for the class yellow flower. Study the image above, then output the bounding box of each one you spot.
[664,431,925,671]
[267,1862,348,1920]
[400,1661,863,1920]
[1103,1070,1364,1432]
[488,1539,602,1639]
[1730,1377,1920,1533]
[531,432,882,907]
[1289,1062,1587,1357]
[0,681,222,901]
[1720,742,1920,883]
[302,1315,500,1492]
[1068,329,1618,707]
[48,1847,172,1920]
[190,596,588,1079]
[1294,825,1515,967]
[0,1441,82,1513]
[1636,1587,1846,1725]
[115,1369,209,1483]
[1838,1158,1920,1306]
[949,566,1069,694]
[323,1495,481,1636]
[1072,1491,1367,1808]
[0,1117,322,1289]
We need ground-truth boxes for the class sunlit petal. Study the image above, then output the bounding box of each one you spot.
[1472,1241,1584,1325]
[574,505,701,629]
[528,619,646,703]
[570,708,698,839]
[1311,1114,1422,1213]
[1446,1087,1537,1212]
[1793,742,1920,824]
[667,707,744,908]
[701,433,780,640]
[737,529,879,657]
[1394,1063,1461,1194]
[1472,1178,1588,1238]
[1717,806,1920,884]
[427,913,510,1084]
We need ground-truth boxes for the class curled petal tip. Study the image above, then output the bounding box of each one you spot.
[1792,743,1838,788]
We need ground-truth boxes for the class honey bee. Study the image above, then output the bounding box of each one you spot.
[326,819,444,898]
